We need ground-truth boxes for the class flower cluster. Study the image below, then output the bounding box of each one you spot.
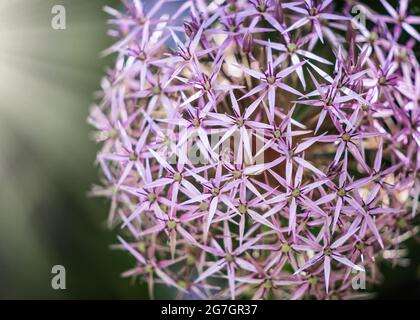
[89,0,419,299]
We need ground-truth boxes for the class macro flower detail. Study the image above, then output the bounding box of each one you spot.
[90,0,420,300]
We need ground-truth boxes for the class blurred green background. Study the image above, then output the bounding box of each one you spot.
[0,0,152,299]
[0,0,418,299]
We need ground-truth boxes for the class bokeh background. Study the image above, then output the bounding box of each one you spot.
[0,0,418,299]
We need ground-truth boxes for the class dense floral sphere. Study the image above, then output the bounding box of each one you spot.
[89,0,419,299]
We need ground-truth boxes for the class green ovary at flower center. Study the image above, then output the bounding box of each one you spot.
[145,264,153,273]
[337,188,346,197]
[308,276,317,286]
[138,16,146,25]
[281,243,291,253]
[212,187,220,196]
[309,7,317,16]
[191,118,200,127]
[225,253,234,263]
[369,32,378,42]
[324,247,332,256]
[235,117,245,127]
[233,170,242,179]
[152,86,161,95]
[177,280,189,289]
[341,133,351,142]
[163,136,172,146]
[173,172,182,182]
[325,96,334,105]
[138,51,147,61]
[238,204,247,214]
[398,48,408,62]
[399,49,407,61]
[227,2,237,13]
[137,242,146,253]
[292,188,300,197]
[200,201,209,211]
[129,152,138,161]
[287,43,297,54]
[356,242,365,251]
[167,220,177,230]
[108,128,118,139]
[203,81,212,91]
[148,193,157,203]
[258,2,267,12]
[187,255,196,265]
[263,280,273,289]
[379,76,387,85]
[266,75,276,85]
[274,130,281,139]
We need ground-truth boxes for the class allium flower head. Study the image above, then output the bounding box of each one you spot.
[90,0,420,299]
